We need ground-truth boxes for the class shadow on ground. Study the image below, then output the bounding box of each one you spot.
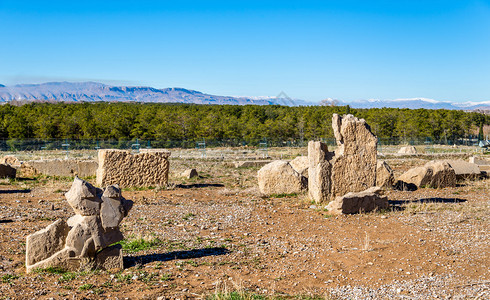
[389,197,467,206]
[0,189,31,194]
[175,183,225,189]
[124,247,230,268]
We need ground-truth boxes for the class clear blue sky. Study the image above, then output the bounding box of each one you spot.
[1,0,489,103]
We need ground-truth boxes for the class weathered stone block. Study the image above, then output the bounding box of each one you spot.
[327,187,388,214]
[308,141,332,203]
[96,244,123,271]
[330,114,377,198]
[376,160,395,188]
[26,219,70,266]
[289,156,309,178]
[96,149,170,188]
[257,160,307,196]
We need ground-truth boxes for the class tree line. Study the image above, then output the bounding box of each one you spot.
[0,102,487,145]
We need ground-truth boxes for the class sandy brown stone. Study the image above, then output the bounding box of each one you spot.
[308,141,333,203]
[330,114,377,198]
[327,187,388,214]
[25,219,70,266]
[398,161,456,188]
[257,160,307,196]
[95,244,123,271]
[376,160,395,188]
[181,168,198,179]
[289,156,309,178]
[96,149,170,188]
[398,146,417,154]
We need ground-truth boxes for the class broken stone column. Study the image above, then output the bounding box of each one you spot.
[25,177,133,273]
[308,141,333,203]
[398,160,456,188]
[330,114,377,198]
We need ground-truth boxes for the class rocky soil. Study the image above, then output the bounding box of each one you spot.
[0,152,488,299]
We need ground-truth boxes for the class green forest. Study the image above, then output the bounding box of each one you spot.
[0,102,488,146]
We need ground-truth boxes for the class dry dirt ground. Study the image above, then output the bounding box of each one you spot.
[0,151,488,299]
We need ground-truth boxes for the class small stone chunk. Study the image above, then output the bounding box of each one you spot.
[0,163,16,179]
[327,187,389,214]
[65,177,102,216]
[181,168,198,179]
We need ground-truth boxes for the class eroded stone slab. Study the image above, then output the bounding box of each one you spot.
[258,160,307,196]
[327,187,388,214]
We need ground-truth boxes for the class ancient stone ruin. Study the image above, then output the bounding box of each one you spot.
[309,114,377,203]
[398,160,456,188]
[398,145,417,155]
[257,160,307,196]
[376,160,395,188]
[96,149,170,188]
[327,187,388,214]
[25,177,133,273]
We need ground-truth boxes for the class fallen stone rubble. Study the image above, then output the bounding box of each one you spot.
[25,177,133,273]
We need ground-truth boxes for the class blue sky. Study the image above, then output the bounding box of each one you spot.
[1,0,489,103]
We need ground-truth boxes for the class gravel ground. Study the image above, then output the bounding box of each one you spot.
[0,152,488,299]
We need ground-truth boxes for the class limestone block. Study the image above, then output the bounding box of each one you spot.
[181,168,198,179]
[445,160,481,180]
[398,146,417,155]
[425,161,456,188]
[398,166,433,187]
[25,219,70,266]
[469,156,490,165]
[0,163,16,178]
[398,161,456,188]
[327,187,389,214]
[96,244,123,271]
[0,155,21,167]
[289,156,309,178]
[308,141,332,203]
[376,160,395,188]
[65,177,102,216]
[96,149,170,188]
[257,160,307,196]
[20,159,98,177]
[330,114,377,198]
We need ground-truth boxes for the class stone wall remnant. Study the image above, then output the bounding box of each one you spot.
[20,159,98,178]
[330,114,378,198]
[0,155,21,167]
[257,160,307,196]
[444,160,481,180]
[25,177,133,273]
[96,149,170,188]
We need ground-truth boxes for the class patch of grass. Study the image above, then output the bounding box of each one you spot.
[115,272,132,284]
[269,193,298,198]
[183,212,196,220]
[33,266,66,274]
[58,272,77,283]
[160,273,172,281]
[54,189,65,193]
[207,291,267,300]
[116,236,162,253]
[78,283,94,291]
[1,274,19,283]
[176,260,199,268]
[123,186,155,191]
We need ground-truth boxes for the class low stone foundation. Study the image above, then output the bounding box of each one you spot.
[96,149,170,188]
[20,159,98,178]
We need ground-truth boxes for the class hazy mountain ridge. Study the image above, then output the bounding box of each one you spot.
[0,82,311,106]
[0,82,489,110]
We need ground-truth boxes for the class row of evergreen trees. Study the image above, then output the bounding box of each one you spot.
[0,102,487,145]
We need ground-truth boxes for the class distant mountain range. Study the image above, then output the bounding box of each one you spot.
[0,82,312,106]
[0,82,489,111]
